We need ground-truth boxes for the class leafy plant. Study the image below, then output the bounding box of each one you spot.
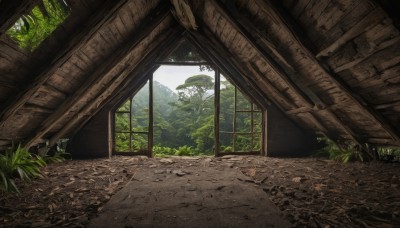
[175,145,194,156]
[153,146,176,157]
[377,147,400,162]
[0,144,45,193]
[316,137,366,163]
[6,0,71,52]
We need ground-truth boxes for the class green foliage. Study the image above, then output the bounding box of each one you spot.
[153,146,177,157]
[174,145,194,156]
[6,0,70,52]
[0,144,45,193]
[42,139,70,164]
[114,73,262,156]
[316,137,366,163]
[377,147,400,161]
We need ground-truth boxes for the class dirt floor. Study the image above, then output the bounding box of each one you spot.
[0,155,399,227]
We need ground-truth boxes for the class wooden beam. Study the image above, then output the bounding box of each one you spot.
[261,0,400,143]
[41,84,67,99]
[23,104,54,114]
[0,0,128,128]
[333,36,400,73]
[285,107,312,115]
[24,5,171,148]
[214,0,316,110]
[316,7,386,58]
[215,0,367,141]
[374,100,400,110]
[48,27,183,147]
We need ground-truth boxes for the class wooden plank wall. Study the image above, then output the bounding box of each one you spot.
[281,0,400,145]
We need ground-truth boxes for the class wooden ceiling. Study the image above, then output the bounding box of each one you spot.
[0,0,399,150]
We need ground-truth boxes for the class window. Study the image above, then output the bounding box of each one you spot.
[6,0,71,52]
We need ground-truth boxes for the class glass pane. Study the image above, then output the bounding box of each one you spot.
[132,81,149,132]
[220,75,234,132]
[252,134,261,151]
[219,133,234,152]
[236,90,251,111]
[115,133,130,152]
[236,113,251,133]
[132,133,148,151]
[115,113,129,132]
[253,112,262,133]
[117,99,130,112]
[235,134,252,151]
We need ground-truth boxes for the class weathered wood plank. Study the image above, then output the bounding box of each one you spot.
[316,7,386,58]
[48,24,181,147]
[0,0,128,127]
[25,4,171,148]
[258,0,400,143]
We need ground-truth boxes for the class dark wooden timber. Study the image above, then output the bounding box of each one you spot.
[25,4,171,148]
[260,0,400,143]
[0,0,128,127]
[48,24,180,147]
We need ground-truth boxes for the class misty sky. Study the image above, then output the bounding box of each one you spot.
[153,65,215,92]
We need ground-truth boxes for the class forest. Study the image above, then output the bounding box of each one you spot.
[114,74,262,156]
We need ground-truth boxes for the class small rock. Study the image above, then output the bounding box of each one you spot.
[154,170,166,174]
[160,158,174,164]
[173,170,186,176]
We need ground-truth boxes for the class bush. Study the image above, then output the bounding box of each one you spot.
[316,137,366,163]
[0,144,45,193]
[153,146,176,157]
[175,145,193,156]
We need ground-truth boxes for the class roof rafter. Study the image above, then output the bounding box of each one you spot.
[0,0,128,128]
[25,2,172,148]
[48,25,184,147]
[258,0,400,144]
[212,0,357,141]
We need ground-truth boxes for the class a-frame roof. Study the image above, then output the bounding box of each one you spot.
[0,0,399,150]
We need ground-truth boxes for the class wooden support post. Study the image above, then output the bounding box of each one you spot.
[148,74,154,158]
[214,68,220,157]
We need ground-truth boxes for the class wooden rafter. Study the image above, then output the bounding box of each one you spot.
[49,26,183,147]
[213,1,358,140]
[215,0,320,110]
[25,4,172,148]
[0,0,128,128]
[258,0,400,143]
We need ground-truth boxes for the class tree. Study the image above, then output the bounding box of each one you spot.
[175,74,214,116]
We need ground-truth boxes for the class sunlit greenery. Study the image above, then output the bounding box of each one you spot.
[6,0,70,52]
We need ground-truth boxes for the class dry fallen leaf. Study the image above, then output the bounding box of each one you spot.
[292,177,302,183]
[314,183,327,191]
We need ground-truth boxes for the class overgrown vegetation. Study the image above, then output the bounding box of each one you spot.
[0,144,45,193]
[316,137,400,163]
[1,141,70,194]
[6,0,70,52]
